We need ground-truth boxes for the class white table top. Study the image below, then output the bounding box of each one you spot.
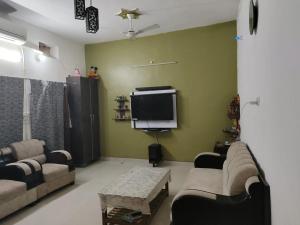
[98,167,171,214]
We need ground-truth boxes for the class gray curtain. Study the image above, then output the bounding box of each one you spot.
[30,79,64,150]
[0,76,24,148]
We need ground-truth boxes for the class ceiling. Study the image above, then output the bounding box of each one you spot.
[2,0,239,44]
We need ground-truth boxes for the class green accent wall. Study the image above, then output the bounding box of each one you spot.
[85,21,237,162]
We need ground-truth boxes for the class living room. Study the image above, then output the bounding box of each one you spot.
[0,0,299,225]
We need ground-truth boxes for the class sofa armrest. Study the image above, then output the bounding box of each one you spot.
[18,159,44,186]
[171,176,268,225]
[171,190,250,225]
[47,150,72,164]
[0,147,14,166]
[0,162,37,188]
[47,150,74,171]
[172,189,218,203]
[194,152,226,169]
[19,159,42,172]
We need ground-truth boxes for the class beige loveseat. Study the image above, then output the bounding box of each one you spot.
[0,139,75,219]
[171,141,271,225]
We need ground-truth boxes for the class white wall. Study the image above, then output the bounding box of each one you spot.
[237,1,300,225]
[0,17,85,82]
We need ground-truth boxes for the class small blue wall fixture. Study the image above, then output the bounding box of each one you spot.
[235,35,243,41]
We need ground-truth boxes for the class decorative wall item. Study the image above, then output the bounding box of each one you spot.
[30,80,64,150]
[0,76,24,148]
[74,68,82,76]
[114,96,131,121]
[249,0,259,35]
[131,61,178,68]
[74,0,86,20]
[73,0,99,33]
[86,1,99,33]
[223,95,240,139]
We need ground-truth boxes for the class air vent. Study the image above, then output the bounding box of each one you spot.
[38,42,59,59]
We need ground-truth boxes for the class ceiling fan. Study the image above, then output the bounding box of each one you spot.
[117,8,160,39]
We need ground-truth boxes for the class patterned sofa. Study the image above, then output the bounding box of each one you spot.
[0,139,75,219]
[171,142,271,225]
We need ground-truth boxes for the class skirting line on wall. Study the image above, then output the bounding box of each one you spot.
[131,61,178,68]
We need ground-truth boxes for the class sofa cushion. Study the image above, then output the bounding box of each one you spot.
[226,141,248,160]
[10,139,46,163]
[0,180,27,202]
[30,155,47,164]
[223,147,258,196]
[1,147,12,156]
[182,168,223,195]
[42,163,69,182]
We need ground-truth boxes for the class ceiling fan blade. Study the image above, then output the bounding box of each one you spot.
[123,30,136,39]
[135,24,160,35]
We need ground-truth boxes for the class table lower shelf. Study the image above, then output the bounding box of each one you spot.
[102,185,169,225]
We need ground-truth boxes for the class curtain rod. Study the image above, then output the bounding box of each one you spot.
[131,61,178,68]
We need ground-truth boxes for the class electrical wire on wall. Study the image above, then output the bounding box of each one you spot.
[239,97,260,138]
[154,132,159,144]
[146,120,160,144]
[240,97,260,115]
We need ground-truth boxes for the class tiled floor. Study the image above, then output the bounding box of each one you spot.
[1,158,192,225]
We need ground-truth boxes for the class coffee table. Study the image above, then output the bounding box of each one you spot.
[98,167,171,225]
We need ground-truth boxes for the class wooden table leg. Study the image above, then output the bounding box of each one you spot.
[102,210,107,225]
[165,182,169,196]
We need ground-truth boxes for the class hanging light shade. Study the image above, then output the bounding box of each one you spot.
[74,0,85,20]
[86,0,99,33]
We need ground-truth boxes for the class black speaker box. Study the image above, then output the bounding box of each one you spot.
[148,144,162,167]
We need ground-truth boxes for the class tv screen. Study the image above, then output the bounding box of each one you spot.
[131,94,174,121]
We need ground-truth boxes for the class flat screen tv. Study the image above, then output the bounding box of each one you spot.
[131,93,174,121]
